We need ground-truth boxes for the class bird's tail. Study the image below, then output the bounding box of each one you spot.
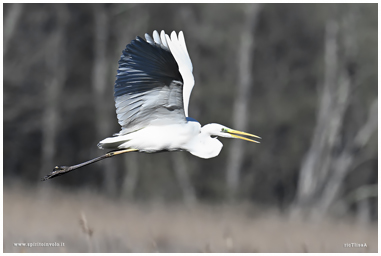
[97,136,130,150]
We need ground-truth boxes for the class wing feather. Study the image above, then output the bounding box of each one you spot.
[153,30,161,44]
[160,30,169,49]
[114,31,192,134]
[165,32,195,117]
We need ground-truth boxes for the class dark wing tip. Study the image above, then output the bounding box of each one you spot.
[114,34,183,98]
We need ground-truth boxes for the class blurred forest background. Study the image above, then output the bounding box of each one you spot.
[3,3,378,253]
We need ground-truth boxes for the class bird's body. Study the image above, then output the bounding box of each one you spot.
[98,121,224,159]
[43,30,260,180]
[99,121,201,154]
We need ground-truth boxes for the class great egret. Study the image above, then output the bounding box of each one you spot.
[42,30,260,181]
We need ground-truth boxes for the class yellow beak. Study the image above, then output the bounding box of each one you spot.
[226,129,261,143]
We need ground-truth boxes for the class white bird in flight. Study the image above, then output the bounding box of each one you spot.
[43,30,260,181]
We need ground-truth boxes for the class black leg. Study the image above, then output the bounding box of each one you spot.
[41,148,137,181]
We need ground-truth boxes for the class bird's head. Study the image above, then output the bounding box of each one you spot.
[189,123,260,159]
[202,123,261,143]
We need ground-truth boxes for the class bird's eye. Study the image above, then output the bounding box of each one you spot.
[211,135,218,139]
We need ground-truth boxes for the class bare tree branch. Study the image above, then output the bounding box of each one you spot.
[294,19,339,208]
[316,97,377,216]
[293,6,374,219]
[4,3,23,54]
[226,3,262,200]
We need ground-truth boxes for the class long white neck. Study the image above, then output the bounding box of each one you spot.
[186,125,223,159]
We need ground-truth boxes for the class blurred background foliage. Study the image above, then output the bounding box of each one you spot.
[3,3,377,221]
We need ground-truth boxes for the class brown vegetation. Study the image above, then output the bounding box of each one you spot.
[4,183,377,253]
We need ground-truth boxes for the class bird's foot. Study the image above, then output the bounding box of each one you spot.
[41,166,71,181]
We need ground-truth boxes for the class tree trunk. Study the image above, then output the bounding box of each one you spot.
[314,98,377,217]
[121,153,139,200]
[226,4,261,200]
[4,3,23,55]
[293,6,376,218]
[40,5,69,179]
[294,19,339,211]
[91,5,116,196]
[172,152,197,207]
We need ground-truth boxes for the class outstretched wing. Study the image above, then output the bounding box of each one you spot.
[165,31,194,117]
[114,30,194,134]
